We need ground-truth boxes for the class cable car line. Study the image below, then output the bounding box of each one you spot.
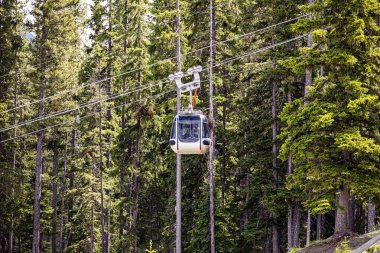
[214,34,308,67]
[169,33,308,155]
[217,63,272,78]
[0,80,169,134]
[0,89,177,144]
[213,14,308,47]
[0,60,288,145]
[0,34,306,134]
[0,15,306,115]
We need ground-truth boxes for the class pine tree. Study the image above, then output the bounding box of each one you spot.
[279,0,380,237]
[28,0,81,251]
[0,0,23,252]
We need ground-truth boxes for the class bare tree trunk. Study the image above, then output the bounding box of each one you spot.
[131,9,143,253]
[59,132,68,252]
[348,197,355,232]
[287,204,293,250]
[119,2,129,251]
[287,91,293,251]
[32,7,48,251]
[302,3,313,246]
[52,138,59,253]
[107,195,111,253]
[105,1,113,251]
[305,0,313,97]
[175,0,182,252]
[9,64,18,253]
[209,1,216,252]
[306,210,311,246]
[368,198,376,233]
[334,185,351,236]
[221,71,227,210]
[66,129,76,247]
[315,64,325,242]
[99,81,106,253]
[271,67,279,253]
[292,202,301,248]
[90,156,95,253]
[100,147,105,253]
[121,0,128,131]
[106,0,112,169]
[316,214,323,240]
[265,226,271,253]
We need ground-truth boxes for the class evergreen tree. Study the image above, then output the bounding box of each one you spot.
[0,0,23,251]
[279,0,380,237]
[28,0,81,251]
[0,1,379,252]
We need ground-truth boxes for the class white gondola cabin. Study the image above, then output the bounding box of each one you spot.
[169,109,210,155]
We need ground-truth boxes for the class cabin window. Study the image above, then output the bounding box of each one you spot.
[170,118,176,139]
[202,120,209,138]
[178,116,201,143]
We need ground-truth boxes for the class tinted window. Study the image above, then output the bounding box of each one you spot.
[170,118,176,139]
[178,116,201,143]
[202,119,209,138]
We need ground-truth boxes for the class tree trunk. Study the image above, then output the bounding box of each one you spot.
[131,9,143,252]
[287,90,294,251]
[100,152,105,253]
[90,156,95,253]
[175,0,182,252]
[99,80,106,253]
[119,2,129,251]
[348,197,355,232]
[52,138,59,253]
[10,66,18,253]
[292,202,301,248]
[287,204,293,250]
[221,70,227,210]
[9,219,13,253]
[306,210,311,246]
[265,226,271,253]
[107,197,111,253]
[316,214,323,240]
[105,1,112,250]
[334,185,351,236]
[271,68,279,253]
[368,198,376,233]
[316,60,325,243]
[106,0,112,168]
[209,1,216,252]
[121,0,128,130]
[32,7,48,250]
[305,0,313,97]
[67,128,76,247]
[59,132,68,252]
[32,135,44,253]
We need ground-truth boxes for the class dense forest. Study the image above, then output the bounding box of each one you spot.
[0,0,379,252]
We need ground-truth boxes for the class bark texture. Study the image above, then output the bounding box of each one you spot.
[368,198,376,233]
[334,185,351,236]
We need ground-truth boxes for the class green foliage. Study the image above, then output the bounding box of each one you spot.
[145,240,157,253]
[1,0,379,252]
[279,0,380,221]
[335,237,351,253]
[288,248,303,253]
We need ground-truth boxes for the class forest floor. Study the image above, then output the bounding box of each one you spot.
[293,230,380,253]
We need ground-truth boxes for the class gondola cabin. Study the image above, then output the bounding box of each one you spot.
[169,110,210,155]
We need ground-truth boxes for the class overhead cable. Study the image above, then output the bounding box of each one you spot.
[0,15,306,115]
